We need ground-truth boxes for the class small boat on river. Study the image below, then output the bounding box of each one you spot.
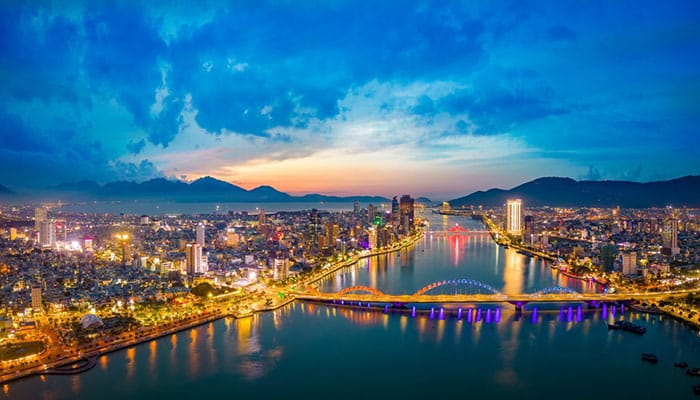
[608,320,646,335]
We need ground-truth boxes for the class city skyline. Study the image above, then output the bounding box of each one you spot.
[1,1,699,199]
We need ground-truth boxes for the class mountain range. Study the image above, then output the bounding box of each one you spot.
[0,176,390,203]
[449,176,700,208]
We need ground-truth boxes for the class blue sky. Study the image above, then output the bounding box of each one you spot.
[1,1,698,199]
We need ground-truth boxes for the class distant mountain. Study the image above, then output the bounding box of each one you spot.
[449,176,700,208]
[39,177,390,203]
[416,197,433,204]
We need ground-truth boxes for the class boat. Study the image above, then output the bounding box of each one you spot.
[687,368,700,376]
[641,353,658,363]
[676,362,689,368]
[608,320,646,335]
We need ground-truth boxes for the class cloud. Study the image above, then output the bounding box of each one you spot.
[110,159,163,182]
[0,1,699,193]
[127,139,146,154]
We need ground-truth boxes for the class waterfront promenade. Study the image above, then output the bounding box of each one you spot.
[0,230,424,384]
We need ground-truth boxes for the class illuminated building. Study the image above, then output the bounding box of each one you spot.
[661,219,680,256]
[140,215,150,225]
[391,197,400,226]
[31,286,42,312]
[621,252,637,275]
[600,243,617,272]
[185,243,203,275]
[273,258,289,280]
[367,227,377,249]
[55,220,67,241]
[367,204,377,224]
[506,199,522,235]
[115,233,131,264]
[441,202,450,212]
[39,220,55,248]
[399,195,415,234]
[34,207,47,231]
[258,209,266,228]
[309,209,320,248]
[353,200,360,215]
[326,223,339,245]
[9,227,16,240]
[226,229,240,247]
[196,224,205,246]
[83,237,94,252]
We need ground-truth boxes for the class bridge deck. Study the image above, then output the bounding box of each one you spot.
[295,292,668,304]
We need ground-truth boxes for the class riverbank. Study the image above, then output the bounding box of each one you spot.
[0,230,423,385]
[304,229,424,285]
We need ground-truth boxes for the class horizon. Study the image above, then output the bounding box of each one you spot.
[1,2,699,199]
[2,173,699,203]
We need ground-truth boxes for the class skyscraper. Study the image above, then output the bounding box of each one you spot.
[31,286,42,312]
[506,199,522,235]
[186,243,203,275]
[661,219,680,256]
[367,204,377,225]
[399,195,415,234]
[196,224,205,246]
[391,197,400,226]
[39,220,55,248]
[353,201,360,215]
[600,243,617,272]
[621,251,637,275]
[35,207,47,231]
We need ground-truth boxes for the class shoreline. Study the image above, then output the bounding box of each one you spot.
[0,230,423,385]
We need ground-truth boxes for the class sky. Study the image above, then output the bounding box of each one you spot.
[0,1,698,200]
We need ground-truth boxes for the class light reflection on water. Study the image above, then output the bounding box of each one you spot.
[4,214,700,400]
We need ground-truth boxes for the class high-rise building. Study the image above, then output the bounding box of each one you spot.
[273,258,289,280]
[309,209,320,249]
[9,227,17,240]
[506,199,522,235]
[34,207,47,231]
[600,243,617,272]
[196,224,205,246]
[353,201,360,216]
[326,223,339,245]
[391,197,400,226]
[55,220,67,241]
[367,204,377,225]
[186,243,203,275]
[39,220,55,248]
[31,286,42,312]
[621,252,637,275]
[399,195,415,234]
[258,210,266,228]
[367,227,377,249]
[661,219,680,256]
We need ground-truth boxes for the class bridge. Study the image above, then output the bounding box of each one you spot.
[427,224,491,236]
[299,278,681,310]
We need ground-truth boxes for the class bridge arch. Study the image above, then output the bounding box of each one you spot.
[336,286,385,296]
[533,286,581,296]
[413,279,502,296]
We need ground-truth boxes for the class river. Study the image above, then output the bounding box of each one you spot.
[4,213,700,399]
